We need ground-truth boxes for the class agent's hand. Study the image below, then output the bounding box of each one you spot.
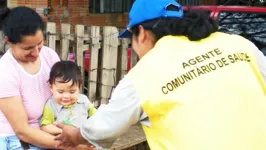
[54,122,80,148]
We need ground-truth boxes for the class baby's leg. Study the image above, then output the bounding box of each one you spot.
[6,135,24,150]
[8,135,46,150]
[28,144,46,150]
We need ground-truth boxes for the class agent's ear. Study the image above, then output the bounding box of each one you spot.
[138,25,146,44]
[138,25,151,44]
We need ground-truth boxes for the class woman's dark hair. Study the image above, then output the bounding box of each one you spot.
[131,8,218,41]
[49,61,82,87]
[0,6,45,44]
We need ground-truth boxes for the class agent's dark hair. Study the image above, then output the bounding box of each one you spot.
[49,61,82,87]
[0,6,45,44]
[131,7,218,41]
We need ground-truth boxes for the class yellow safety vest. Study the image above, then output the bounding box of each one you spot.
[126,32,266,150]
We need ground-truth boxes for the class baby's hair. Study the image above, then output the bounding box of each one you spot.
[49,61,82,87]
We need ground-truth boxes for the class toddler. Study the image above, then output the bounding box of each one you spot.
[40,61,97,135]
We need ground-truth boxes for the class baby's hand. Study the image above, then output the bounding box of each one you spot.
[41,124,62,135]
[53,128,63,136]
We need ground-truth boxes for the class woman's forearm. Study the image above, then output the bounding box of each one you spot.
[0,96,63,149]
[16,125,58,149]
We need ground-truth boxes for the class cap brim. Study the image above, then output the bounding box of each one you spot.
[118,29,132,38]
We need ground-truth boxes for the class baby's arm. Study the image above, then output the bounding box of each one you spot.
[41,124,62,135]
[40,105,61,135]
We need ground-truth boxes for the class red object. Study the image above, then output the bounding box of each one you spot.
[182,6,266,20]
[84,50,90,72]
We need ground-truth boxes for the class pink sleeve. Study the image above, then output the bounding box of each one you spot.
[0,70,20,98]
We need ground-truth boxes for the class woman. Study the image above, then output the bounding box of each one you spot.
[54,0,266,150]
[0,6,61,149]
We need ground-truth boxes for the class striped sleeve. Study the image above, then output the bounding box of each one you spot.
[0,63,20,98]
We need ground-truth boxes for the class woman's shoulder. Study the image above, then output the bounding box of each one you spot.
[41,46,59,57]
[40,46,60,67]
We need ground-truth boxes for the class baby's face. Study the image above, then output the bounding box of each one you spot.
[50,79,80,106]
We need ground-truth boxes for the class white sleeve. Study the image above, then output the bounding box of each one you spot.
[80,77,147,148]
[250,43,266,85]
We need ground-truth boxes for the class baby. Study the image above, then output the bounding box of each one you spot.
[40,60,97,135]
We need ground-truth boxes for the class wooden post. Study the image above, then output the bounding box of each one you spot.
[75,25,89,93]
[76,25,85,93]
[120,38,131,79]
[46,22,56,51]
[100,26,119,104]
[0,30,6,54]
[88,26,101,105]
[61,23,71,60]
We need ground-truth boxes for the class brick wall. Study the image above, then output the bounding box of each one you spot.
[47,0,216,32]
[7,0,128,32]
[7,0,217,32]
[7,0,48,22]
[48,0,128,32]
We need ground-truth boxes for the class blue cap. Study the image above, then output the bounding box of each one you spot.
[118,0,183,38]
